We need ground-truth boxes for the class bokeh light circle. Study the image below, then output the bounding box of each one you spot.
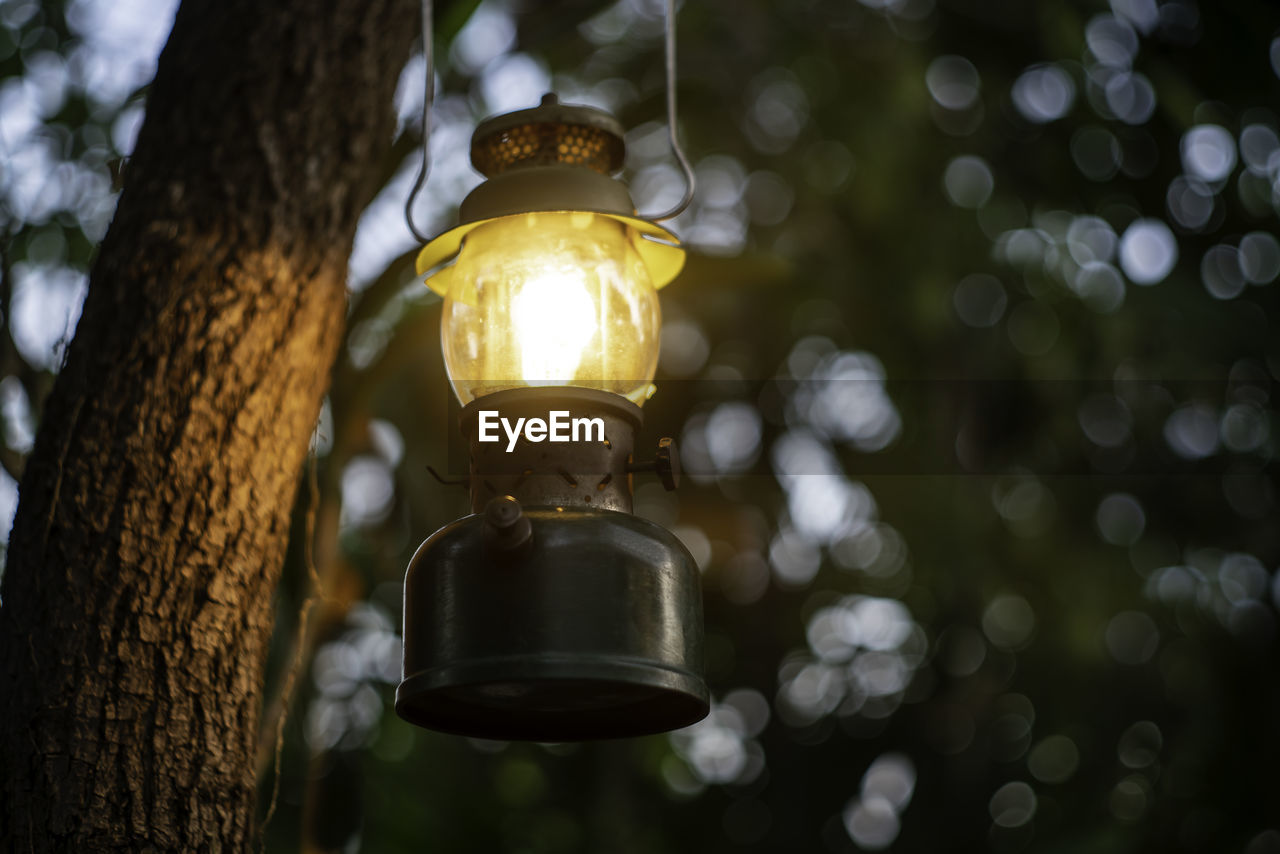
[1096,493,1146,546]
[1180,124,1237,182]
[1118,218,1177,284]
[1028,735,1080,784]
[989,781,1037,828]
[1166,176,1215,230]
[1012,64,1076,123]
[953,273,1008,327]
[1200,244,1246,300]
[943,155,994,208]
[1239,231,1280,284]
[927,55,981,110]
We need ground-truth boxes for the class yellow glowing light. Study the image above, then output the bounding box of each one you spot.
[510,269,598,385]
[439,211,661,406]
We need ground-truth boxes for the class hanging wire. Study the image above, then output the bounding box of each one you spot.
[647,0,696,222]
[403,0,692,233]
[403,0,435,244]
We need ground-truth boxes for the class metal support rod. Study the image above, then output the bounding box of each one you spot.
[404,0,435,243]
[403,0,694,238]
[644,0,697,222]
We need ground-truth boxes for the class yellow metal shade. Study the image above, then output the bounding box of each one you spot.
[415,211,685,297]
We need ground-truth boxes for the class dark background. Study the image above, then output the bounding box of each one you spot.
[2,0,1278,850]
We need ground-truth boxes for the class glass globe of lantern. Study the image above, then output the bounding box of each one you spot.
[440,211,662,406]
[415,94,684,405]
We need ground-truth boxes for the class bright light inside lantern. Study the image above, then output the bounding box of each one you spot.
[509,267,598,386]
[440,211,661,406]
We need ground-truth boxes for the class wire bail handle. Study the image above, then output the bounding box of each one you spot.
[403,0,694,240]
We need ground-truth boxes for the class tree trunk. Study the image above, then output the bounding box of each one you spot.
[0,0,415,848]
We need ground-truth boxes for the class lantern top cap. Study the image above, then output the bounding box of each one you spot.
[471,93,627,178]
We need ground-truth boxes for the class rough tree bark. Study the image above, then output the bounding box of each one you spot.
[0,0,415,848]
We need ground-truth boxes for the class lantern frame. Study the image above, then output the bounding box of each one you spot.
[395,95,709,741]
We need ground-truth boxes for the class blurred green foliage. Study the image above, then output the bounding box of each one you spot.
[3,0,1279,851]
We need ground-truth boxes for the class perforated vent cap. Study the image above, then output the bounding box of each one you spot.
[471,94,626,177]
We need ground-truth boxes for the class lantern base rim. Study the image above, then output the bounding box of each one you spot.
[396,655,708,741]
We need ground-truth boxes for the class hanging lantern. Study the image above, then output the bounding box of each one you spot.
[395,94,709,741]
